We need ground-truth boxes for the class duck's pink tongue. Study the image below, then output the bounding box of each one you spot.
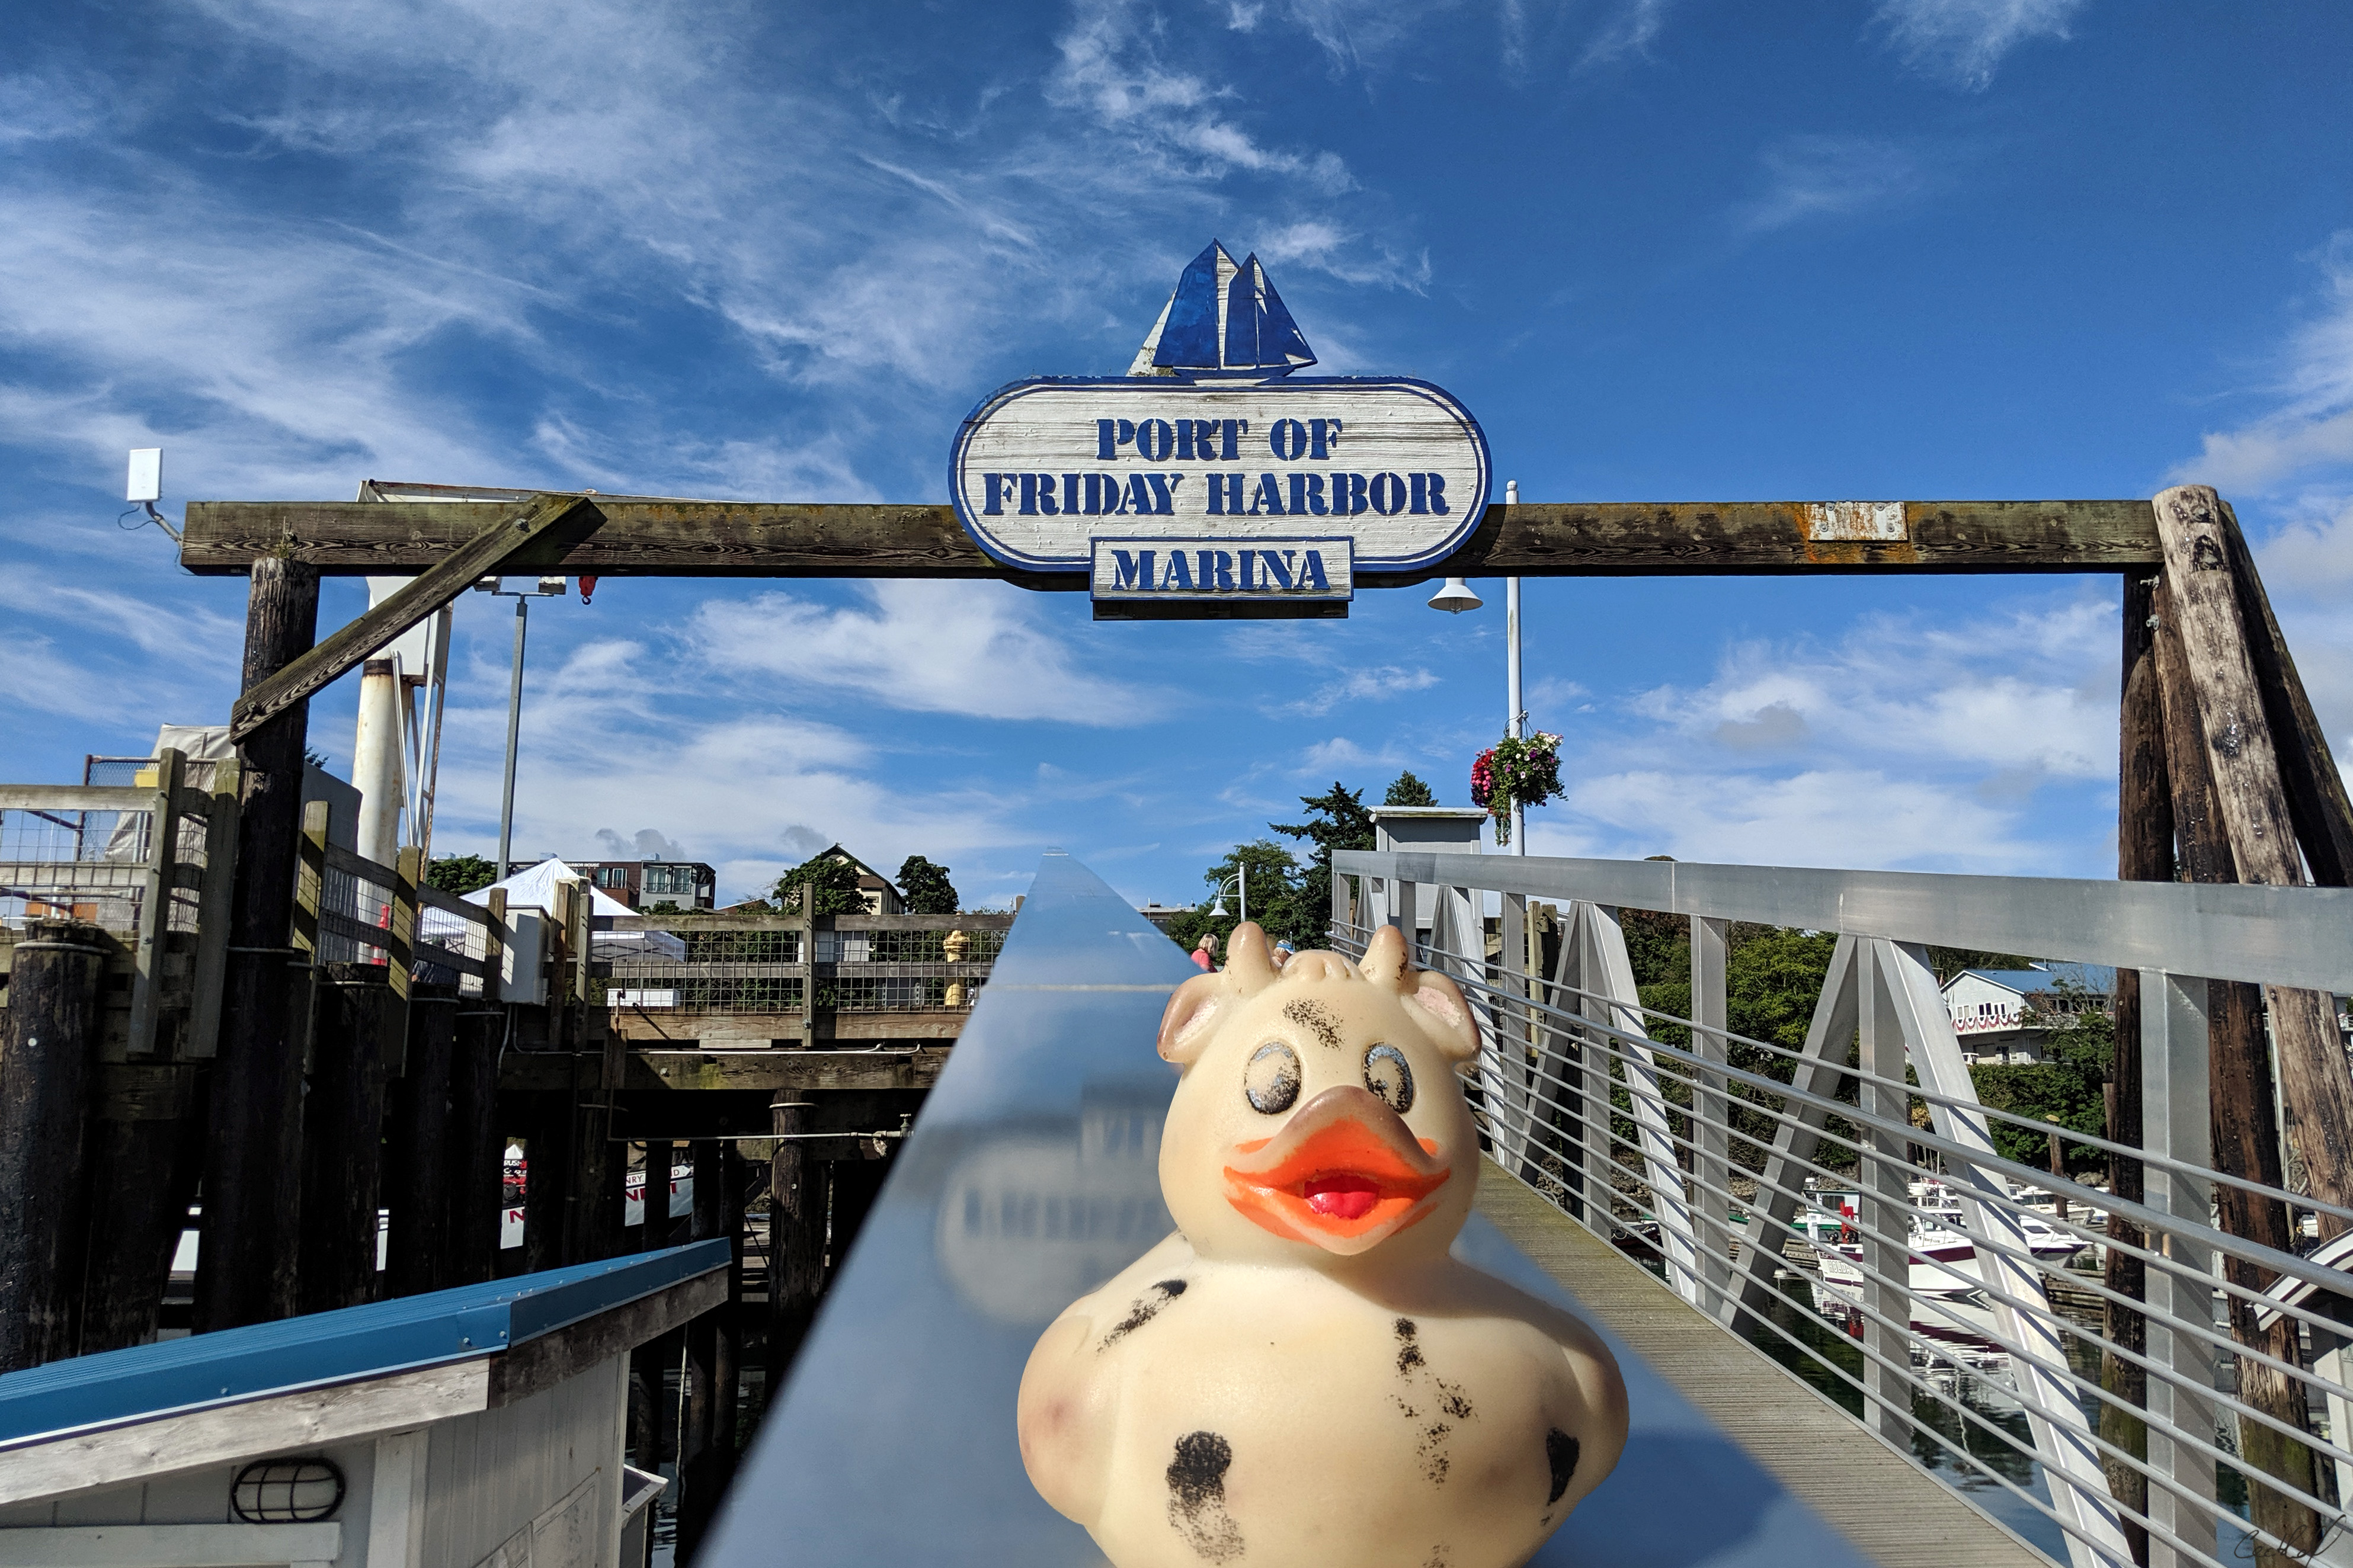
[1304,1173,1381,1221]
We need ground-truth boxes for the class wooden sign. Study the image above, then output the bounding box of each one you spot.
[947,242,1488,618]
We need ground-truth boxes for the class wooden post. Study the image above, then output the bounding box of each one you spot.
[297,961,395,1314]
[385,985,459,1298]
[678,1137,731,1563]
[449,1005,502,1285]
[641,1140,676,1250]
[768,1096,824,1392]
[2106,568,2168,1568]
[2154,485,2353,1231]
[520,1091,570,1274]
[197,553,320,1332]
[78,1061,205,1354]
[2213,496,2353,886]
[0,920,107,1371]
[2152,587,2320,1563]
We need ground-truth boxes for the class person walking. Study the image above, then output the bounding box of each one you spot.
[1192,932,1219,971]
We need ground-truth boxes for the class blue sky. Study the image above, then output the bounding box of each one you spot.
[4,0,2351,910]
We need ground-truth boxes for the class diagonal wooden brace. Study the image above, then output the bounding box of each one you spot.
[228,492,597,742]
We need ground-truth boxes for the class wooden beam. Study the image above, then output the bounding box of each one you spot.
[226,492,597,741]
[181,497,2162,581]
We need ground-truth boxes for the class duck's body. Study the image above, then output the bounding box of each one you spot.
[1021,1228,1627,1568]
[1017,926,1630,1568]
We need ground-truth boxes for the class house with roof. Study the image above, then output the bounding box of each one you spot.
[1941,963,2115,1064]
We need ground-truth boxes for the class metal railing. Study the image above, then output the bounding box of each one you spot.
[1334,848,2353,1568]
[605,913,1009,1015]
[1,751,241,1058]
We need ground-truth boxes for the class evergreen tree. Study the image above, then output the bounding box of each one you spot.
[773,851,866,915]
[1272,781,1376,948]
[427,854,499,895]
[897,854,959,914]
[1384,770,1438,806]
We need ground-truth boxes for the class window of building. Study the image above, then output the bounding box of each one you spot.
[594,866,630,889]
[645,864,700,896]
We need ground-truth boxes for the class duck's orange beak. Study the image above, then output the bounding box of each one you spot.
[1222,1086,1450,1254]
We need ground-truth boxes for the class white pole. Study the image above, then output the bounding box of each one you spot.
[353,657,406,868]
[497,595,528,878]
[1506,480,1525,856]
[1240,861,1247,926]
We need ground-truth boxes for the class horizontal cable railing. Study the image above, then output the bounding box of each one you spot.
[1333,849,2353,1568]
[603,914,1008,1015]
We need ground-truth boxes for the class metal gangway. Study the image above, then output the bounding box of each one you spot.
[1333,846,2353,1568]
[707,849,2207,1568]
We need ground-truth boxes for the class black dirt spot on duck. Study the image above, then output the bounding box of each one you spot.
[1167,1431,1244,1563]
[1099,1280,1189,1351]
[1283,998,1342,1051]
[1394,1317,1426,1376]
[1545,1428,1580,1505]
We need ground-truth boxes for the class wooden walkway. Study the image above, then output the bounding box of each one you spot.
[1475,1161,2054,1568]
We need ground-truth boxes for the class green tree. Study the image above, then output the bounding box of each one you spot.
[1271,781,1376,947]
[773,852,866,915]
[427,854,499,895]
[897,855,959,915]
[1384,770,1438,806]
[1165,839,1311,954]
[1969,985,2113,1175]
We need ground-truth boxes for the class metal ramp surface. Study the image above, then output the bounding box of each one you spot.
[700,850,2013,1566]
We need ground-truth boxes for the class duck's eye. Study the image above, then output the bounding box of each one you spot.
[1363,1044,1414,1114]
[1243,1041,1301,1115]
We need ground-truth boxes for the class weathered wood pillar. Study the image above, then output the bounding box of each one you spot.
[386,985,459,1297]
[297,961,394,1314]
[520,1091,571,1274]
[767,1096,824,1393]
[641,1140,677,1250]
[449,1006,502,1285]
[0,920,107,1371]
[678,1137,734,1564]
[2154,485,2353,1230]
[2104,568,2169,1565]
[824,1152,890,1281]
[2152,583,2320,1564]
[197,554,320,1332]
[79,1062,207,1354]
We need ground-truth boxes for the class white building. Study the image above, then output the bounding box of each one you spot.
[1942,963,2115,1065]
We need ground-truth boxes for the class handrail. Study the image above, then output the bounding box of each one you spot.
[1336,848,2353,992]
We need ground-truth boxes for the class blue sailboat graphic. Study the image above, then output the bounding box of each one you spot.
[1128,241,1317,380]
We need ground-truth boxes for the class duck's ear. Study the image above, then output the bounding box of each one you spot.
[1359,923,1411,988]
[1224,922,1279,994]
[1157,971,1227,1067]
[1402,969,1480,1063]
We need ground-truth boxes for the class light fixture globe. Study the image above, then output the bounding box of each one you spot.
[1428,577,1483,614]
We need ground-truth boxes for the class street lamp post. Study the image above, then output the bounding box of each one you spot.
[1209,864,1247,925]
[1430,478,1527,855]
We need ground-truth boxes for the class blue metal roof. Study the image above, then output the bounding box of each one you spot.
[0,1237,728,1447]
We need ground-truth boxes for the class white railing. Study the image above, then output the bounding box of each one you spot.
[1334,848,2353,1568]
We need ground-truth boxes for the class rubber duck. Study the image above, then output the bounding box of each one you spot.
[1018,922,1628,1568]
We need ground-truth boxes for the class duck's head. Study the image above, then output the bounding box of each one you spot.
[1154,922,1481,1268]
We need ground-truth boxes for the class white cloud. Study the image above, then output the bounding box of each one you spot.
[1739,136,1925,233]
[685,581,1175,725]
[2172,232,2353,493]
[1868,0,2087,90]
[1566,767,2039,871]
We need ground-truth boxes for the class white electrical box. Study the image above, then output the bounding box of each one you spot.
[126,448,162,504]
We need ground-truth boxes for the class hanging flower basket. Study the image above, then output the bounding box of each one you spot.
[1470,732,1565,845]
